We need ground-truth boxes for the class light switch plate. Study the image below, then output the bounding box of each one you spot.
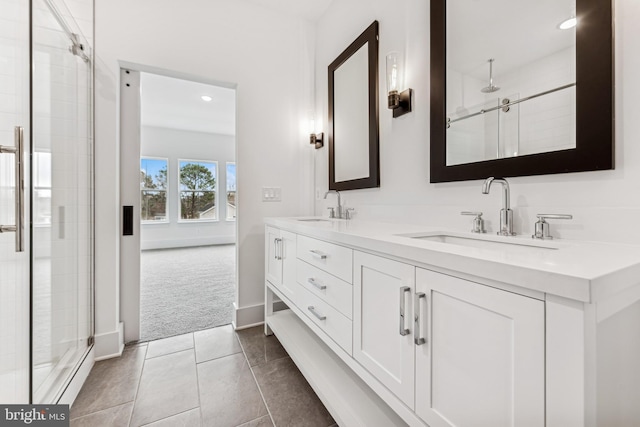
[262,187,281,202]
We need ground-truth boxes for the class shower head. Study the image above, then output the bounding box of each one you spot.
[480,59,500,93]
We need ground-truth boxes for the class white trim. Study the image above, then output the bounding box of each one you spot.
[59,347,95,406]
[233,300,288,329]
[93,322,124,360]
[141,235,235,250]
[233,302,266,328]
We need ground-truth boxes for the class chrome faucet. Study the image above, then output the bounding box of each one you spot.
[481,177,516,236]
[324,190,343,219]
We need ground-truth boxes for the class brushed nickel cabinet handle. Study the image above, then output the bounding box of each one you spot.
[308,278,327,290]
[414,292,427,345]
[399,286,411,336]
[307,306,326,321]
[309,249,328,260]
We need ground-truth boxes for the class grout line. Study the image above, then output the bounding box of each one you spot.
[69,402,133,423]
[128,344,149,427]
[193,345,204,427]
[237,332,277,427]
[137,407,200,427]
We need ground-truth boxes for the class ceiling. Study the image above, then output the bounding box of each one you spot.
[245,0,334,22]
[139,0,333,135]
[140,72,236,135]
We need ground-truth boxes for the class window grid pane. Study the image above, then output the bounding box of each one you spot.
[141,157,168,222]
[226,162,236,220]
[179,160,217,220]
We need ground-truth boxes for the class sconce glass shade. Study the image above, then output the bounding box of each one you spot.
[386,51,412,117]
[386,52,402,94]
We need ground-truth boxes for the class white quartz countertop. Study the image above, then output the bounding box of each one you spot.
[265,216,640,303]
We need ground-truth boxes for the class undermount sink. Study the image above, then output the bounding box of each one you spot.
[401,232,559,253]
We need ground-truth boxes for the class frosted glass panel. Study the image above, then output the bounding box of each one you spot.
[31,0,93,403]
[0,0,30,404]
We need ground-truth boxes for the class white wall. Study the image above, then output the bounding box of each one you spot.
[94,0,314,354]
[141,126,236,250]
[315,0,640,245]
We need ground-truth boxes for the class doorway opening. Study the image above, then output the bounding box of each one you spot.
[138,72,237,342]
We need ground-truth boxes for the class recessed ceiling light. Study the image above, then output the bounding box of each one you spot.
[558,17,577,30]
[201,95,212,102]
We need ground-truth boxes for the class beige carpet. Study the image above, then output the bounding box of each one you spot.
[140,244,236,341]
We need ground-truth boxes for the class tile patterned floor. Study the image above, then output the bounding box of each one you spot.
[70,325,337,427]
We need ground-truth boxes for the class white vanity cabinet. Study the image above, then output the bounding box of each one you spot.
[415,267,545,427]
[353,251,416,408]
[264,226,297,302]
[264,218,640,427]
[353,251,545,426]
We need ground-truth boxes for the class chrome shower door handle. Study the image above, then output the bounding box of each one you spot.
[399,286,411,336]
[414,292,427,345]
[0,126,24,252]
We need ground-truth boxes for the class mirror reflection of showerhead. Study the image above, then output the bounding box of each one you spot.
[481,58,500,93]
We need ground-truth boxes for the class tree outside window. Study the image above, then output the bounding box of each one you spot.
[226,162,236,220]
[140,158,168,222]
[179,160,217,220]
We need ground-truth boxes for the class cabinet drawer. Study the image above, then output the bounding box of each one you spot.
[296,259,353,319]
[297,235,352,283]
[297,284,353,355]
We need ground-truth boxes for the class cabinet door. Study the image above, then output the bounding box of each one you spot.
[415,268,544,427]
[265,226,282,286]
[279,230,297,302]
[353,251,415,408]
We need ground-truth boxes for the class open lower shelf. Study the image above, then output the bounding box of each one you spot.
[267,309,408,427]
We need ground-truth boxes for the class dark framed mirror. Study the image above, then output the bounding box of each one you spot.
[329,21,380,191]
[430,0,613,183]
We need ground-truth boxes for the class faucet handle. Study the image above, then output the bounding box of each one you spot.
[532,214,572,240]
[326,207,335,218]
[345,208,355,220]
[461,211,486,234]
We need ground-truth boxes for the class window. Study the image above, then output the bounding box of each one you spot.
[179,160,217,220]
[226,162,236,221]
[140,158,168,222]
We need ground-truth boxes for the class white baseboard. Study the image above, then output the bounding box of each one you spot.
[233,302,264,329]
[232,300,288,330]
[59,347,94,406]
[141,236,235,250]
[94,322,124,360]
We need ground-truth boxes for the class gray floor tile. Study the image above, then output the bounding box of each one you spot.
[130,349,199,427]
[142,408,201,426]
[236,415,274,427]
[198,353,268,427]
[194,324,242,363]
[237,326,288,367]
[146,333,194,359]
[71,344,147,419]
[70,402,133,427]
[252,357,334,427]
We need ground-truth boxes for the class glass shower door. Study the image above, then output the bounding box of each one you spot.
[0,0,30,404]
[31,0,93,403]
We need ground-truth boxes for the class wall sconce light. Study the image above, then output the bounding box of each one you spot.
[386,52,412,118]
[309,118,323,149]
